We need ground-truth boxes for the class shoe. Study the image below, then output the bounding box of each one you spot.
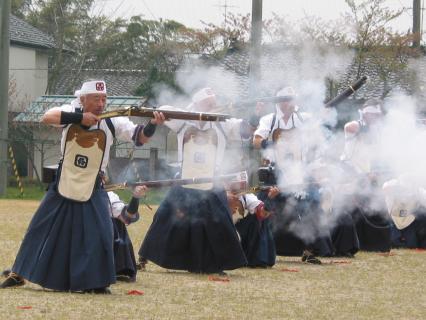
[302,252,322,265]
[217,271,227,276]
[341,252,355,258]
[84,287,112,294]
[136,257,148,271]
[116,274,136,283]
[1,269,11,278]
[0,272,25,288]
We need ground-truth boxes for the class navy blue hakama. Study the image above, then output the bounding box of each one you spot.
[352,208,391,252]
[113,218,137,279]
[235,214,276,267]
[12,183,116,291]
[390,209,426,249]
[330,212,360,256]
[264,191,334,257]
[139,186,247,273]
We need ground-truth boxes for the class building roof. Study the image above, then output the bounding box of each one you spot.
[14,95,147,123]
[10,14,57,50]
[201,44,419,107]
[51,69,146,96]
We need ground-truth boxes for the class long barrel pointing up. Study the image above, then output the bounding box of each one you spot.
[324,76,368,108]
[217,76,367,110]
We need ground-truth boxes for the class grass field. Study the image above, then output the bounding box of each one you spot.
[1,185,168,204]
[0,199,425,320]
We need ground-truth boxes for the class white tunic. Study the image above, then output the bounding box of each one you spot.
[232,193,263,224]
[340,123,380,174]
[254,106,308,140]
[159,105,244,168]
[107,191,126,218]
[383,177,426,214]
[51,103,137,171]
[254,106,311,182]
[240,193,262,214]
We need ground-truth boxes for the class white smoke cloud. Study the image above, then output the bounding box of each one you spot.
[147,40,426,249]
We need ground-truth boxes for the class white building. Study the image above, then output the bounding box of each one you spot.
[9,14,59,112]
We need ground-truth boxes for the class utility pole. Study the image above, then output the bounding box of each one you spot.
[249,0,262,98]
[0,0,11,196]
[413,0,422,47]
[214,0,238,27]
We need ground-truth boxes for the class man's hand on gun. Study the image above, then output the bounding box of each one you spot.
[118,185,148,225]
[267,186,280,199]
[132,185,148,198]
[81,112,100,127]
[150,111,166,125]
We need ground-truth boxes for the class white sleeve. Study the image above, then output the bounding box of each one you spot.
[111,117,137,142]
[158,105,187,133]
[108,191,126,218]
[254,113,274,139]
[241,193,262,214]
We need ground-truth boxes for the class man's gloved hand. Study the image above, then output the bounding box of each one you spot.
[132,185,148,198]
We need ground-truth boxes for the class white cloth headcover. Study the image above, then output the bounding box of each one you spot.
[361,105,382,114]
[192,87,215,103]
[276,86,297,99]
[358,103,382,122]
[80,80,107,95]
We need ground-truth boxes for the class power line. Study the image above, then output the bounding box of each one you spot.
[214,0,238,27]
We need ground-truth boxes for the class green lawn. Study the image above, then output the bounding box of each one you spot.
[1,185,167,204]
[0,199,425,319]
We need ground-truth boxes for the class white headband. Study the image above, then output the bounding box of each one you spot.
[79,80,107,95]
[192,87,215,103]
[276,86,297,99]
[361,105,382,114]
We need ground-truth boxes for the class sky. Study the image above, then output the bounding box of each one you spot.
[95,0,418,32]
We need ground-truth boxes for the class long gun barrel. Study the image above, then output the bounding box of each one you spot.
[104,171,248,192]
[236,183,321,195]
[99,106,230,122]
[218,76,367,110]
[231,96,306,108]
[324,76,368,108]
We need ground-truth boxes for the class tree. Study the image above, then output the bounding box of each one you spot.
[194,13,252,57]
[11,0,32,18]
[23,0,98,92]
[299,0,419,99]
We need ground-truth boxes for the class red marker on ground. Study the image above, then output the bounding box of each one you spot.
[127,290,144,295]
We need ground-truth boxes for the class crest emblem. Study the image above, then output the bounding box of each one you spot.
[96,82,105,91]
[74,154,89,168]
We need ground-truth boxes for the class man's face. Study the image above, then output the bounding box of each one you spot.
[80,93,107,115]
[278,99,295,114]
[194,96,217,112]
